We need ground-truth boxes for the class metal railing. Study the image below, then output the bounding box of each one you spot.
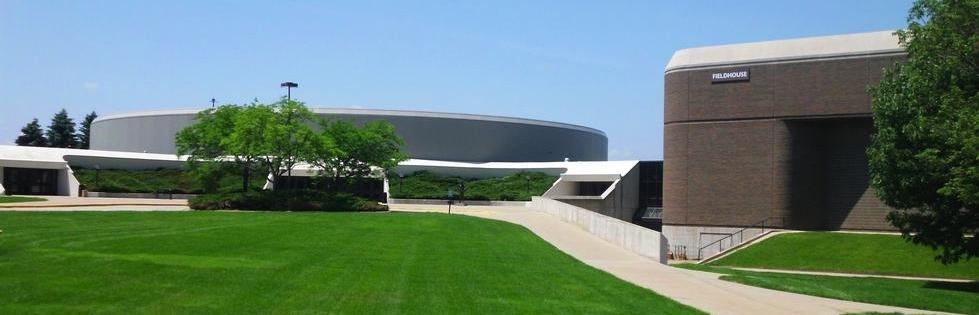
[697,216,784,260]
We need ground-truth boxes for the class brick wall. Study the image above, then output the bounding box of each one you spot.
[663,53,905,230]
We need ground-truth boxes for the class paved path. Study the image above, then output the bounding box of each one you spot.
[0,196,188,211]
[728,267,975,283]
[391,204,948,315]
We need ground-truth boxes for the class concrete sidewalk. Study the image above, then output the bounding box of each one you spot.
[728,267,975,283]
[392,204,947,315]
[0,196,188,211]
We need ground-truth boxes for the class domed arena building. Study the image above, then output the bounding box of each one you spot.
[90,108,608,163]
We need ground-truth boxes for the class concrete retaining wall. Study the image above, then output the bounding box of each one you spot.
[529,196,668,264]
[663,225,766,260]
[84,191,198,200]
[388,198,529,207]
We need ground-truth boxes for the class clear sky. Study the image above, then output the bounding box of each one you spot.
[0,0,913,160]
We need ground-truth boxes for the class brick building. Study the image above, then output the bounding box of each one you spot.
[662,31,906,258]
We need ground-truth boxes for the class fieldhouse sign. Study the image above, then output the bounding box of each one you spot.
[711,69,750,83]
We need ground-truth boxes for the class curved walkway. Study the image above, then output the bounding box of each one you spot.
[728,267,975,283]
[391,204,948,315]
[0,196,188,211]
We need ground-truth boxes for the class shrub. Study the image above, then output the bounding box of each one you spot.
[189,189,387,212]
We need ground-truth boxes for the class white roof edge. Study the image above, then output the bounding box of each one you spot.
[93,107,607,137]
[93,108,203,122]
[400,159,639,176]
[0,146,638,177]
[0,145,184,163]
[665,30,904,72]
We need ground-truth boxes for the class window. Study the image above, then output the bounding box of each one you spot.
[577,181,612,196]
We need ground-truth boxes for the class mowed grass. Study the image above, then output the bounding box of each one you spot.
[0,211,702,314]
[676,264,979,315]
[0,196,46,203]
[710,232,979,280]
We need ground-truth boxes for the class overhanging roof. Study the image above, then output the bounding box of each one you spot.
[666,30,904,72]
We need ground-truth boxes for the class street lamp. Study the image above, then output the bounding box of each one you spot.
[525,175,531,196]
[447,188,454,214]
[280,82,299,100]
[94,164,101,189]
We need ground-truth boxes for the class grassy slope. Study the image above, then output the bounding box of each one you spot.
[389,171,557,201]
[73,169,266,194]
[710,232,979,280]
[677,264,979,315]
[464,173,556,201]
[0,211,702,314]
[0,196,46,203]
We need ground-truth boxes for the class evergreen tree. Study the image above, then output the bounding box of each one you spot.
[77,111,98,149]
[15,118,48,147]
[46,109,77,148]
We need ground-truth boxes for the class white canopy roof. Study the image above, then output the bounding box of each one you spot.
[666,30,903,72]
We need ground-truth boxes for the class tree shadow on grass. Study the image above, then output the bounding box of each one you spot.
[923,281,979,293]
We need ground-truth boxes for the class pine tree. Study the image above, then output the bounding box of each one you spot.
[46,109,77,148]
[77,111,98,149]
[15,118,48,147]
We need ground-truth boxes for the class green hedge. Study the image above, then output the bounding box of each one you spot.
[189,190,387,212]
[72,168,266,194]
[388,171,557,201]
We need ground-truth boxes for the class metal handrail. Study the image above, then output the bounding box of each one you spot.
[697,216,783,260]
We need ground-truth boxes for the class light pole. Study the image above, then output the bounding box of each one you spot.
[280,82,298,100]
[95,164,101,189]
[447,188,454,214]
[525,175,531,196]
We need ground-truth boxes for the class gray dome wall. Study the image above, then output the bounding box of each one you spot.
[91,109,607,162]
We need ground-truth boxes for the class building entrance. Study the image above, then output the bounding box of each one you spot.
[2,167,59,195]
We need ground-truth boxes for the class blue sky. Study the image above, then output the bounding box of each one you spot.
[0,1,912,160]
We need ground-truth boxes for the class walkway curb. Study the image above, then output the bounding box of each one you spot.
[0,203,186,209]
[727,267,976,283]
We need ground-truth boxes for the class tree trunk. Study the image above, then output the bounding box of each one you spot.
[271,174,278,192]
[333,172,342,193]
[242,167,250,193]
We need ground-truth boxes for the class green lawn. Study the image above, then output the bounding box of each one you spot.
[0,196,46,203]
[0,211,702,314]
[676,264,979,315]
[710,232,979,280]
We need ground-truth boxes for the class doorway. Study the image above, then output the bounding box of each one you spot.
[2,167,59,195]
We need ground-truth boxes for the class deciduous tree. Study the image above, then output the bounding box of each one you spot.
[176,105,258,192]
[240,99,320,190]
[313,119,408,188]
[176,99,407,194]
[868,0,979,263]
